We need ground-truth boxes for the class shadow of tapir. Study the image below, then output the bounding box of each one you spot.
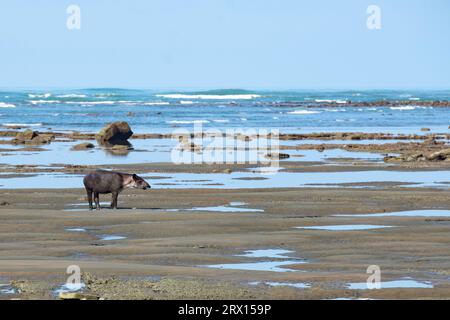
[83,170,150,210]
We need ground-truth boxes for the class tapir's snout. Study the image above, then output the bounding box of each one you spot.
[143,182,151,190]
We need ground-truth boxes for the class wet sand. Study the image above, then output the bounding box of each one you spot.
[1,129,450,299]
[1,186,450,300]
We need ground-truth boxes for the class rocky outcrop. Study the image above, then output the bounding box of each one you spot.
[12,130,54,145]
[96,122,133,146]
[426,148,450,161]
[278,132,432,141]
[384,148,450,163]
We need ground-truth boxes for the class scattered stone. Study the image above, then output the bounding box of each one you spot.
[71,142,95,151]
[265,153,290,160]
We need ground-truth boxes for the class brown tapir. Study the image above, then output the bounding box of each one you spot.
[83,170,150,210]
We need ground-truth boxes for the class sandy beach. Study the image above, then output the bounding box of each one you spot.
[1,128,450,300]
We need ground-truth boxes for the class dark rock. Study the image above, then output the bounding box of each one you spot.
[96,122,133,146]
[265,152,290,160]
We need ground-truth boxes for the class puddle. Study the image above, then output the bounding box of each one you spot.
[237,249,295,259]
[297,225,393,231]
[65,228,87,232]
[336,210,450,218]
[229,201,247,206]
[0,284,18,295]
[167,202,263,213]
[97,235,127,241]
[204,260,306,272]
[249,281,311,289]
[64,202,114,212]
[187,205,263,213]
[283,149,388,163]
[54,282,86,295]
[347,278,433,290]
[204,248,306,272]
[67,202,110,206]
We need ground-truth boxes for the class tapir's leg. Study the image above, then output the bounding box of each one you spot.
[94,192,100,210]
[86,188,93,210]
[111,191,118,209]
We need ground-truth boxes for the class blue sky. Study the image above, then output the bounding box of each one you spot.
[0,0,449,89]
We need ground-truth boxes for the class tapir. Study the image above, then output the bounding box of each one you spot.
[83,170,150,210]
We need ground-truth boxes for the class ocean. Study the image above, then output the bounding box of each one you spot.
[1,89,450,134]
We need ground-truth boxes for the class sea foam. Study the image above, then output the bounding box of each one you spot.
[0,102,15,108]
[287,110,321,115]
[2,123,43,127]
[167,120,210,124]
[390,106,416,111]
[28,93,51,98]
[156,94,261,100]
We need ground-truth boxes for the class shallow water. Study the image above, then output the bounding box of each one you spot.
[64,202,112,211]
[0,135,392,168]
[249,281,311,289]
[336,210,450,218]
[237,249,295,259]
[284,149,389,163]
[0,284,17,295]
[65,228,87,232]
[297,225,393,231]
[53,282,86,295]
[2,170,449,189]
[204,248,306,272]
[347,278,433,290]
[185,205,263,213]
[204,260,306,272]
[97,235,127,241]
[0,139,176,166]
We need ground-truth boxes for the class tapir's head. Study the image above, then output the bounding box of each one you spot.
[131,174,151,190]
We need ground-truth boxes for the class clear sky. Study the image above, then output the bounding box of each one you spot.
[0,0,449,90]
